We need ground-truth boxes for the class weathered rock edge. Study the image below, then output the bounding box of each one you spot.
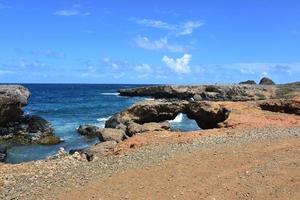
[118,85,272,101]
[259,99,300,115]
[0,85,60,162]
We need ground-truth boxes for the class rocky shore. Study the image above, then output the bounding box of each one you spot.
[0,85,60,162]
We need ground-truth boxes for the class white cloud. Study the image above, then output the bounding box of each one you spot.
[53,5,90,16]
[162,54,192,74]
[0,70,14,75]
[134,63,152,72]
[102,58,119,69]
[31,50,65,58]
[133,36,185,52]
[131,18,204,36]
[131,18,175,30]
[178,21,204,36]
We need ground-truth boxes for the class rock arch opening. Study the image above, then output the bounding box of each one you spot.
[169,113,200,132]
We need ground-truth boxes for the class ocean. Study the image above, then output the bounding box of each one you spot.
[5,84,199,163]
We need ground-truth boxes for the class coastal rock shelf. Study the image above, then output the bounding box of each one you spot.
[118,84,273,101]
[259,99,300,115]
[75,99,230,160]
[106,100,230,130]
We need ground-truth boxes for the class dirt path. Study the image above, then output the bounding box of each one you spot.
[54,133,300,200]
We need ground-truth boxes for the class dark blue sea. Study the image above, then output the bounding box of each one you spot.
[5,84,199,163]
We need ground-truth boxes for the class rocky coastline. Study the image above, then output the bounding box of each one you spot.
[0,85,60,162]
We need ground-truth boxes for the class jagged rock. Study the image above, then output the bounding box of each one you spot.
[259,99,300,115]
[126,121,170,136]
[239,80,257,85]
[119,85,271,101]
[98,128,126,143]
[0,146,6,162]
[259,77,275,85]
[77,125,100,137]
[0,115,60,145]
[0,85,30,126]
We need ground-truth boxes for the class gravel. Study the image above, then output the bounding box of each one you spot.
[0,126,299,200]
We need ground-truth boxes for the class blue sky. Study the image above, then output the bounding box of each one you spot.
[0,0,299,84]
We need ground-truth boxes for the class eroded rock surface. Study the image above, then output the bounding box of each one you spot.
[119,85,272,101]
[106,100,230,130]
[0,85,30,126]
[0,85,60,145]
[259,99,300,115]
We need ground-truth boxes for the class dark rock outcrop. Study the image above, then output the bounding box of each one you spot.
[0,115,60,145]
[239,80,257,85]
[77,125,100,137]
[119,85,271,101]
[259,99,300,115]
[0,85,60,145]
[0,146,7,162]
[259,77,275,85]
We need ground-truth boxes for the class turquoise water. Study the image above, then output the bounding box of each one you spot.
[5,84,199,163]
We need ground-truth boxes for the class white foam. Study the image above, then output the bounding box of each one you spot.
[169,113,183,123]
[101,92,120,96]
[96,116,111,122]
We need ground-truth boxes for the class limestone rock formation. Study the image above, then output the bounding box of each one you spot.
[98,128,126,143]
[0,146,6,162]
[0,85,30,126]
[106,100,230,130]
[119,85,271,101]
[0,85,60,145]
[259,99,300,115]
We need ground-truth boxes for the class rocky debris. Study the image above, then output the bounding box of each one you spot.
[239,80,257,85]
[106,100,230,130]
[0,146,7,162]
[98,128,126,143]
[119,84,271,101]
[70,141,117,161]
[0,115,60,145]
[126,121,170,137]
[259,77,275,85]
[77,125,100,137]
[259,99,300,115]
[0,85,30,126]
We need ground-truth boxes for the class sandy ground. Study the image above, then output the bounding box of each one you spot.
[1,100,300,200]
[55,135,300,200]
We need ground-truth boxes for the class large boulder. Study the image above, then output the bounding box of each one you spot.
[0,85,30,126]
[77,125,100,137]
[98,128,126,143]
[259,77,275,85]
[70,141,117,161]
[126,121,170,136]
